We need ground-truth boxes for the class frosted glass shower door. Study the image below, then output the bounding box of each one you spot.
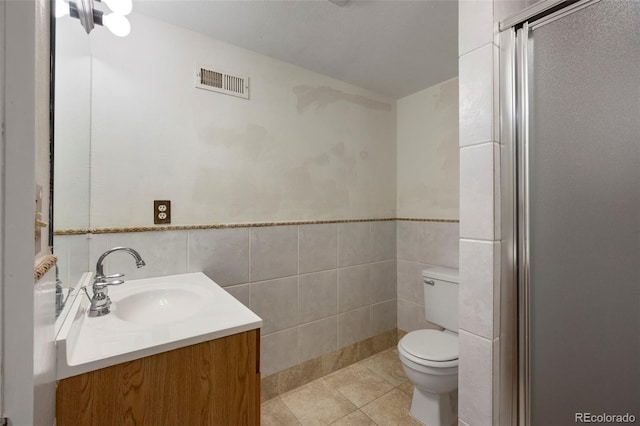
[524,1,640,424]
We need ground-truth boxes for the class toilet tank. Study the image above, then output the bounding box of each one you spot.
[422,267,459,332]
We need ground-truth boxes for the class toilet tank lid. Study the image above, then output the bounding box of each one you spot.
[422,266,459,283]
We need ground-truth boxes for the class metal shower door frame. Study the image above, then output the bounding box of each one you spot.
[499,0,602,424]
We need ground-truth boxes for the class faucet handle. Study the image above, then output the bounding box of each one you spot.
[93,279,125,290]
[105,273,125,279]
[80,286,92,301]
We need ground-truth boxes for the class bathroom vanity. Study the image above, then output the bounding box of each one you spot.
[55,272,262,425]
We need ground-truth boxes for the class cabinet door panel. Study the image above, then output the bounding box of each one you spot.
[57,329,260,426]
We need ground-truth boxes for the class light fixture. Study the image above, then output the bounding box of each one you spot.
[55,0,70,18]
[101,13,131,37]
[63,0,132,37]
[102,0,132,16]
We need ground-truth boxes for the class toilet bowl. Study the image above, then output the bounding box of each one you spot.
[398,329,458,426]
[398,267,459,426]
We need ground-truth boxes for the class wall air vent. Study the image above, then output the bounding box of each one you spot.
[195,65,249,99]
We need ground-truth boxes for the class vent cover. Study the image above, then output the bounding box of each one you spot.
[195,65,249,99]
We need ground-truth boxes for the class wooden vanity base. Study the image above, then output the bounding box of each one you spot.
[56,329,260,426]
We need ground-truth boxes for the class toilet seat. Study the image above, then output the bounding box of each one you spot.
[399,330,459,368]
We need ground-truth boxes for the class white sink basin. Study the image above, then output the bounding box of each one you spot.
[56,272,263,380]
[113,287,205,325]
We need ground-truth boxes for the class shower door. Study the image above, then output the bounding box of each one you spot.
[503,0,640,424]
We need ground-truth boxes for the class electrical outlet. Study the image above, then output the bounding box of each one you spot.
[154,200,171,224]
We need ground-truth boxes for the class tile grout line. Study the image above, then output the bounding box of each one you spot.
[263,346,407,425]
[277,394,305,425]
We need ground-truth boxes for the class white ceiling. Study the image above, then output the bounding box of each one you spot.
[134,0,458,99]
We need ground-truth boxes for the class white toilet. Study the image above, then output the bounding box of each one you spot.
[398,266,459,426]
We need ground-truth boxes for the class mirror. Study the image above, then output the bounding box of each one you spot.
[52,0,458,329]
[53,14,92,331]
[53,16,91,232]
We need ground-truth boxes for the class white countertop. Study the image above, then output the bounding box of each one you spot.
[56,272,262,380]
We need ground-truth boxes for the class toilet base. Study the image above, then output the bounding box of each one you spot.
[410,387,457,426]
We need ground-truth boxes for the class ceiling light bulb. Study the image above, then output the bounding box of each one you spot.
[103,0,132,16]
[102,13,131,37]
[55,0,70,18]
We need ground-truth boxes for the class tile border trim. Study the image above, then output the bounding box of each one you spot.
[395,218,459,223]
[34,254,58,283]
[54,218,460,235]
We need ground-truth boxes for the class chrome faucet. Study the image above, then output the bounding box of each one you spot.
[85,247,145,317]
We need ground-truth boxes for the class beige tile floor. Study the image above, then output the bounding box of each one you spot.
[262,348,436,426]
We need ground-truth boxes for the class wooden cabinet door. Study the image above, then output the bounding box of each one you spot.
[57,329,260,426]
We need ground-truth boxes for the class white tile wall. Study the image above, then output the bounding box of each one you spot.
[298,316,338,362]
[460,143,498,240]
[187,227,249,286]
[396,221,424,262]
[103,231,188,280]
[338,222,372,267]
[458,0,528,423]
[250,225,298,282]
[395,220,459,333]
[397,260,425,303]
[458,330,494,425]
[338,265,371,313]
[371,221,397,262]
[57,218,464,379]
[337,306,372,348]
[250,276,299,335]
[422,222,459,268]
[299,223,338,274]
[68,235,90,285]
[298,270,338,323]
[397,299,438,333]
[371,300,397,335]
[224,283,249,306]
[261,328,299,376]
[459,44,496,147]
[459,239,501,339]
[60,221,397,378]
[397,221,459,267]
[370,260,397,303]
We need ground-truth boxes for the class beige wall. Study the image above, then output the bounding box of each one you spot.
[57,13,463,231]
[53,18,91,230]
[397,78,459,219]
[79,13,396,228]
